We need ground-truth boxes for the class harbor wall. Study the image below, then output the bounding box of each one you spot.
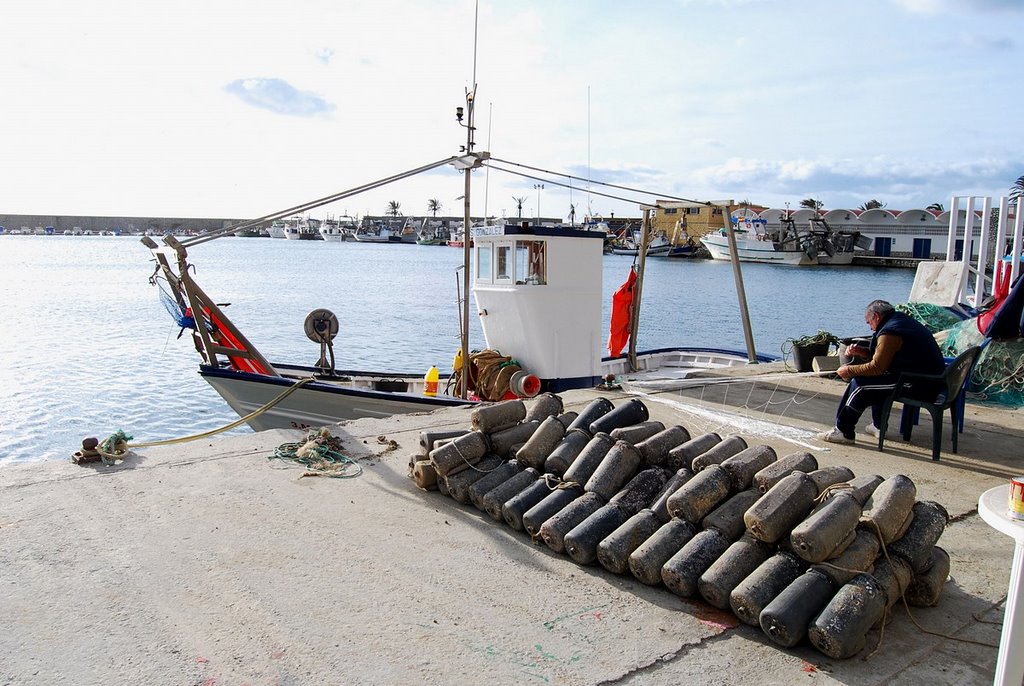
[0,213,244,235]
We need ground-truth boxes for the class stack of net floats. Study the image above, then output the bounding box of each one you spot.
[408,393,951,660]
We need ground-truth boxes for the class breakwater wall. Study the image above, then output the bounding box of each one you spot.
[0,213,248,234]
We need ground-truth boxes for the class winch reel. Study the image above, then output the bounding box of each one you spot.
[304,308,339,374]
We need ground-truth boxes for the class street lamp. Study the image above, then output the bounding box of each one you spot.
[534,184,544,225]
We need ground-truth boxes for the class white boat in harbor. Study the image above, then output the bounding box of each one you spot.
[701,217,870,266]
[319,215,358,242]
[267,219,288,239]
[609,229,672,256]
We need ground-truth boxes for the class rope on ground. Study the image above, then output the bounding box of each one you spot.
[269,427,362,478]
[84,377,317,464]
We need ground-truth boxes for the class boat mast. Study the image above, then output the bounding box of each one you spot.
[458,0,480,399]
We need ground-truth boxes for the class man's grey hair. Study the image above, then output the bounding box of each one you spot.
[865,300,895,317]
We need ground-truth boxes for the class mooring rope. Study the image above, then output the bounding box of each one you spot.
[90,377,317,463]
[268,427,361,478]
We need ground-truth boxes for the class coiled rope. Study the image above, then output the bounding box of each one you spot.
[269,427,361,478]
[90,377,317,463]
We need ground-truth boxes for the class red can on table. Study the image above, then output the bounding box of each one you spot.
[1010,476,1024,521]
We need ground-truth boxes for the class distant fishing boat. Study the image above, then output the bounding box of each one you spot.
[701,217,870,266]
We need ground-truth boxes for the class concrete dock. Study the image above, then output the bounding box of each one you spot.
[2,365,1022,685]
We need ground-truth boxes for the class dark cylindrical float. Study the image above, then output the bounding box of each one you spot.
[702,488,762,541]
[561,432,617,487]
[488,421,542,460]
[597,509,662,575]
[419,429,470,457]
[752,451,818,493]
[666,464,732,524]
[588,398,649,436]
[524,392,563,422]
[808,466,856,494]
[412,460,438,490]
[515,416,566,471]
[905,546,950,607]
[811,529,880,586]
[862,474,917,545]
[691,435,748,472]
[744,471,819,544]
[443,455,503,504]
[608,468,668,517]
[845,474,884,506]
[468,460,523,511]
[870,555,914,610]
[481,468,539,521]
[539,491,605,554]
[629,518,698,586]
[661,528,732,598]
[471,399,527,434]
[523,486,582,538]
[564,504,630,565]
[729,551,807,626]
[429,430,490,477]
[720,445,777,491]
[698,533,773,609]
[584,440,642,501]
[565,397,614,435]
[759,569,838,648]
[544,428,592,477]
[666,433,721,471]
[503,478,555,531]
[790,492,863,563]
[610,421,666,445]
[650,468,695,523]
[555,411,579,429]
[888,500,950,573]
[808,573,887,659]
[635,425,691,467]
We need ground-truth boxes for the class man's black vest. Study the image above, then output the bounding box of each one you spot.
[869,311,945,376]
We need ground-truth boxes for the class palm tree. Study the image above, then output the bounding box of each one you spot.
[858,199,886,210]
[512,196,528,218]
[1010,175,1024,203]
[386,200,401,217]
[427,198,442,217]
[799,198,824,212]
[926,202,944,212]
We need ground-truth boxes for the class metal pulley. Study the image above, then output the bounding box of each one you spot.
[304,309,339,374]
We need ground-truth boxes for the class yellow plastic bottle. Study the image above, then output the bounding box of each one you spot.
[424,365,439,397]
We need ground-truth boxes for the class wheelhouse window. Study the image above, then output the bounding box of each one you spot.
[476,243,492,281]
[495,243,512,281]
[515,240,546,285]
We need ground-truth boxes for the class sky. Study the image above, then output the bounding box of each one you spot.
[3,0,1022,222]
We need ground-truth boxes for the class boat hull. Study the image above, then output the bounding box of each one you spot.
[199,347,774,431]
[701,234,812,266]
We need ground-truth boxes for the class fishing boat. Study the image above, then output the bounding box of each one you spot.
[319,215,358,242]
[609,229,671,256]
[267,219,288,239]
[701,217,869,266]
[144,205,771,431]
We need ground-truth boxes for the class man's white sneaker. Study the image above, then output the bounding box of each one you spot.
[820,428,855,444]
[865,423,883,438]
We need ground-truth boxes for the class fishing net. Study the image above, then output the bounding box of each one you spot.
[941,319,1024,407]
[896,302,965,333]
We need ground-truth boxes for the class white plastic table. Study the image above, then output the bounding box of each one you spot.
[978,485,1024,686]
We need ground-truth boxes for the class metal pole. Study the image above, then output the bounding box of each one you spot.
[722,202,758,364]
[461,96,474,399]
[628,208,651,372]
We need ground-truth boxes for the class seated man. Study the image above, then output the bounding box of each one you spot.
[821,299,946,444]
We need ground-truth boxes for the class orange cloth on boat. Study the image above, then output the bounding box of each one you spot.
[846,335,900,377]
[607,269,637,357]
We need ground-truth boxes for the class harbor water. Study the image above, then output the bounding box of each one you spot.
[0,236,914,464]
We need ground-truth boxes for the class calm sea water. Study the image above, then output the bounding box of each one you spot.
[0,236,914,464]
